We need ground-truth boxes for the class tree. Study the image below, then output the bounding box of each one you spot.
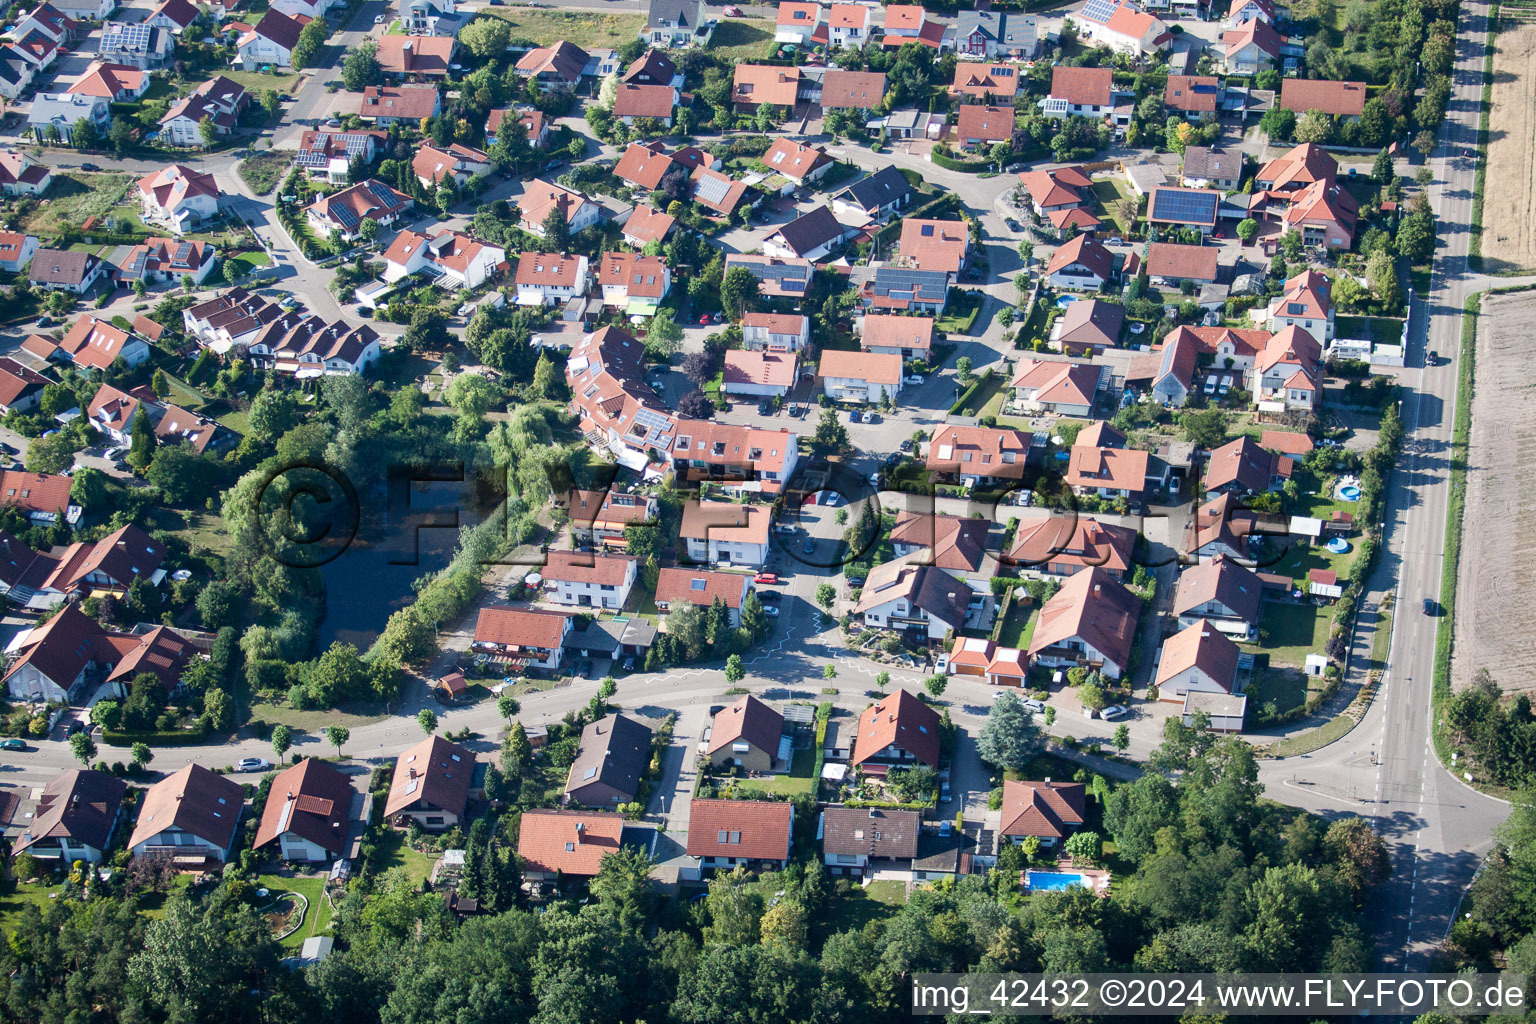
[497,693,520,719]
[719,266,761,319]
[589,846,656,931]
[1236,218,1259,243]
[127,406,155,472]
[108,116,134,157]
[647,310,683,356]
[323,724,350,757]
[924,674,947,698]
[955,356,973,385]
[724,654,744,683]
[1113,723,1130,752]
[70,466,107,509]
[69,730,96,766]
[198,115,218,147]
[1412,130,1437,158]
[1396,211,1435,262]
[1078,682,1106,712]
[342,41,383,91]
[271,724,293,764]
[815,582,835,608]
[261,89,281,118]
[1324,817,1390,903]
[541,207,570,251]
[886,764,937,802]
[977,691,1044,771]
[417,708,438,734]
[812,408,849,455]
[72,117,99,151]
[444,371,500,416]
[740,590,768,641]
[1182,406,1228,447]
[130,741,153,769]
[1365,249,1400,310]
[359,216,381,244]
[1259,107,1295,140]
[291,17,329,70]
[1064,829,1102,865]
[1294,109,1333,144]
[677,389,714,418]
[459,15,511,58]
[1372,147,1394,184]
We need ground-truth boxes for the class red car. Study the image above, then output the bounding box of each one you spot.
[754,573,780,585]
[698,313,711,324]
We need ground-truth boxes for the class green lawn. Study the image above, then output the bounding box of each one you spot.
[217,69,302,94]
[812,879,907,945]
[375,829,441,886]
[707,18,775,61]
[952,372,1005,418]
[1335,315,1405,347]
[227,250,272,273]
[256,874,332,950]
[1246,602,1331,668]
[1245,666,1309,715]
[0,879,64,935]
[216,408,251,434]
[730,746,816,797]
[996,601,1038,649]
[936,293,984,335]
[249,699,391,733]
[483,9,646,49]
[1261,535,1355,592]
[1091,177,1138,233]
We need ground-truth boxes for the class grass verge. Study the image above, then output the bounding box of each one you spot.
[1468,4,1498,270]
[1430,292,1479,768]
[1266,713,1357,757]
[483,9,646,49]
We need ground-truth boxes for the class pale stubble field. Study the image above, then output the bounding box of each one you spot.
[1483,18,1536,270]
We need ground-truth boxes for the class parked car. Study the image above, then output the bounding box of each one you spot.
[1427,349,1439,364]
[764,605,780,617]
[80,162,100,172]
[1424,597,1439,616]
[904,374,924,385]
[754,572,780,585]
[698,313,711,325]
[1021,699,1046,714]
[237,757,272,772]
[802,537,816,554]
[723,4,742,13]
[759,590,781,603]
[899,439,913,452]
[846,576,865,588]
[0,737,26,751]
[1101,705,1129,721]
[868,472,881,487]
[374,13,384,21]
[934,654,949,674]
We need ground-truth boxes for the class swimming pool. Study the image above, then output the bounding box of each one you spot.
[1055,295,1079,308]
[1025,870,1088,890]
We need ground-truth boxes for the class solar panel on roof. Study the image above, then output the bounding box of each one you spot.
[693,173,732,205]
[1080,0,1120,21]
[1150,189,1218,224]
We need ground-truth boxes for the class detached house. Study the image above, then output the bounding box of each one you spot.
[542,551,638,610]
[514,252,589,308]
[679,500,770,568]
[881,3,947,48]
[1203,435,1294,497]
[67,60,147,102]
[0,150,50,196]
[306,179,413,241]
[57,315,152,371]
[820,806,920,876]
[763,138,834,185]
[831,165,914,224]
[1027,567,1140,680]
[473,605,573,672]
[138,164,218,234]
[383,228,506,291]
[722,350,796,399]
[13,769,125,864]
[1010,358,1102,417]
[819,349,902,405]
[564,713,652,807]
[889,511,996,604]
[828,3,870,48]
[1046,235,1118,291]
[87,383,160,444]
[955,104,1014,151]
[517,809,625,880]
[1221,18,1281,73]
[774,1,824,45]
[741,312,810,352]
[98,21,171,68]
[384,735,474,831]
[235,9,303,67]
[360,83,441,124]
[412,143,491,188]
[1000,779,1085,847]
[645,0,713,47]
[377,35,456,79]
[821,69,886,110]
[763,206,847,262]
[707,694,784,771]
[1261,269,1334,340]
[857,313,932,360]
[1173,555,1265,635]
[253,757,354,862]
[1007,513,1137,581]
[1252,325,1323,412]
[1017,165,1100,234]
[1155,618,1243,702]
[596,252,671,314]
[129,764,244,863]
[925,424,1030,486]
[1279,78,1368,121]
[852,688,941,769]
[653,567,752,626]
[854,560,977,641]
[565,488,658,549]
[159,76,249,147]
[687,799,792,870]
[613,82,678,126]
[950,62,1021,103]
[517,179,601,239]
[1066,0,1168,56]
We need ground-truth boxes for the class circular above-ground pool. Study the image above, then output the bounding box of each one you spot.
[1338,485,1362,500]
[1327,537,1351,554]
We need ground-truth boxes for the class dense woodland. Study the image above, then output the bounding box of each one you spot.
[0,725,1402,1024]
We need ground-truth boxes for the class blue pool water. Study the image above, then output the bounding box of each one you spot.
[1056,295,1079,308]
[1026,870,1088,890]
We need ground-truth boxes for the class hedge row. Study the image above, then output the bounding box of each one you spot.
[102,724,208,747]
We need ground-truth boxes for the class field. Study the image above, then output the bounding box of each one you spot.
[238,152,292,196]
[484,9,647,49]
[21,172,133,237]
[1482,18,1536,270]
[1452,289,1536,690]
[707,18,776,61]
[216,69,302,95]
[1245,602,1331,668]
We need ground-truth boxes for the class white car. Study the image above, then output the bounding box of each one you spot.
[374,13,384,22]
[905,374,924,385]
[237,757,273,773]
[1021,698,1046,714]
[934,654,949,674]
[1100,705,1129,721]
[764,605,780,617]
[868,472,880,487]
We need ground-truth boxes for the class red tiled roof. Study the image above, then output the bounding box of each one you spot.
[654,567,750,610]
[384,735,474,818]
[474,606,571,649]
[129,763,243,853]
[517,808,624,876]
[860,313,933,352]
[853,688,941,767]
[818,348,901,386]
[253,757,353,857]
[686,798,792,861]
[707,694,784,757]
[1000,779,1085,838]
[1146,242,1219,282]
[1050,65,1114,106]
[1279,78,1367,117]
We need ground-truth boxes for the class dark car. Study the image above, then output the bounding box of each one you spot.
[1424,597,1439,616]
[802,537,815,555]
[1427,350,1438,365]
[759,590,781,603]
[66,719,84,736]
[757,400,772,415]
[80,162,100,171]
[0,738,26,751]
